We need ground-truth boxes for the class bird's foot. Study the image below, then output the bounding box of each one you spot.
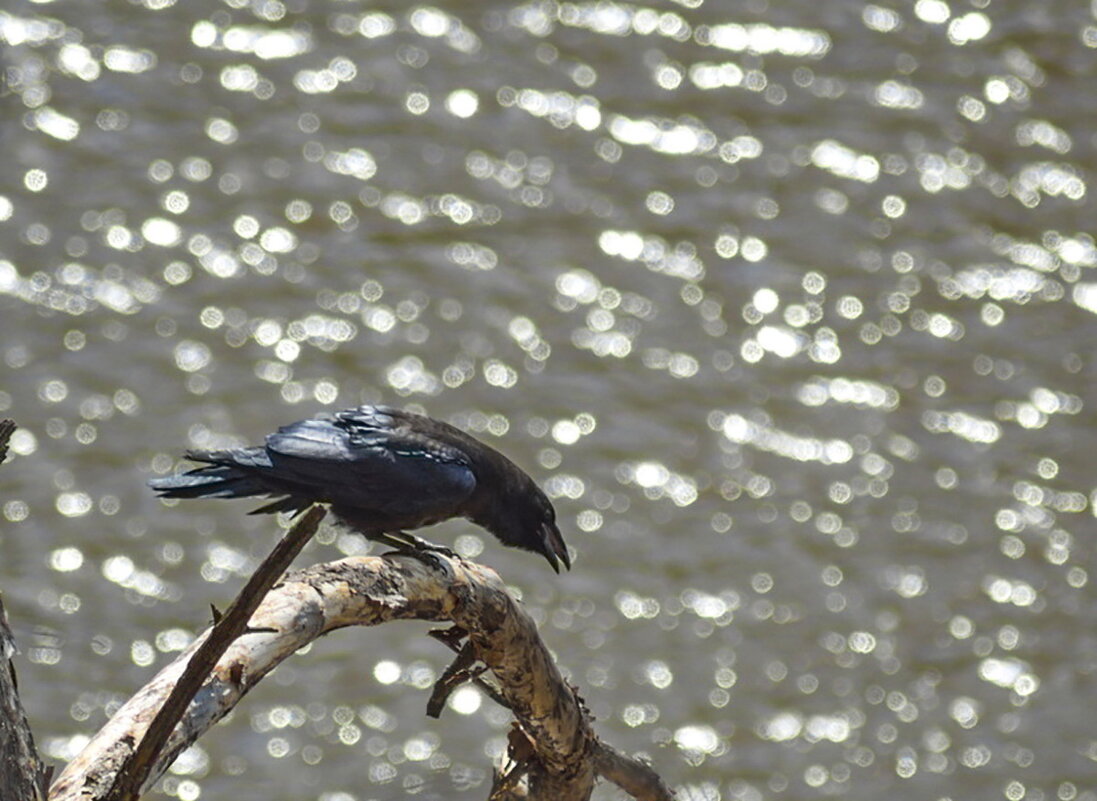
[405,546,455,573]
[372,531,457,568]
[415,541,457,559]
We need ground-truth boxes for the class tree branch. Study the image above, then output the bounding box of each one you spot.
[49,551,673,801]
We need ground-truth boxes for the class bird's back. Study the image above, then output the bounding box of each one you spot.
[151,406,478,530]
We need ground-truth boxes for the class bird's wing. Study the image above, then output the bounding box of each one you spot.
[263,411,477,520]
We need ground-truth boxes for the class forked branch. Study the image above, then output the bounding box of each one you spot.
[48,550,673,801]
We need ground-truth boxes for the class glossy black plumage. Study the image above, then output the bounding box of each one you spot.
[149,405,570,571]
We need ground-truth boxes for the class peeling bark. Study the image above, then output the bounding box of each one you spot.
[49,551,673,801]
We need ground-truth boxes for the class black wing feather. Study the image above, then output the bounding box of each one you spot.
[150,406,478,527]
[262,413,477,521]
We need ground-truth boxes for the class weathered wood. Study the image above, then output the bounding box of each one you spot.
[1,596,51,801]
[49,551,673,801]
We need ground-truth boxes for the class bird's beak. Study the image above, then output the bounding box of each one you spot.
[540,521,571,573]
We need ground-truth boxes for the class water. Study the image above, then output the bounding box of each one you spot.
[3,1,1097,799]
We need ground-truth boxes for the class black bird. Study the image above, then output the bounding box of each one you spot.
[148,405,570,572]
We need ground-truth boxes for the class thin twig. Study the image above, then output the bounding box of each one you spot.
[592,741,676,801]
[427,640,482,718]
[428,625,512,713]
[109,505,326,800]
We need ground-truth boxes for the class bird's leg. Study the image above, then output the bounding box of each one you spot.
[398,530,455,557]
[376,530,456,558]
[382,531,453,573]
[366,530,418,553]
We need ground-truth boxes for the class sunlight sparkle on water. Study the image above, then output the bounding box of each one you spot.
[357,12,396,38]
[689,62,744,90]
[104,46,156,73]
[811,140,880,182]
[56,491,92,517]
[947,13,991,46]
[914,0,950,24]
[862,5,903,33]
[445,89,479,117]
[220,64,260,92]
[700,23,831,57]
[57,43,100,80]
[978,658,1039,696]
[875,80,924,109]
[373,660,401,685]
[141,218,182,247]
[502,87,601,131]
[609,115,715,155]
[674,724,721,755]
[722,414,854,465]
[174,340,211,373]
[1072,283,1097,314]
[752,288,779,314]
[761,711,803,742]
[755,325,806,359]
[214,25,311,59]
[162,189,190,214]
[386,355,440,395]
[922,410,1000,444]
[50,546,85,571]
[621,461,698,506]
[34,107,80,140]
[797,377,899,410]
[324,148,377,181]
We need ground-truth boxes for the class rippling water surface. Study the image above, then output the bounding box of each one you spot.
[3,1,1097,799]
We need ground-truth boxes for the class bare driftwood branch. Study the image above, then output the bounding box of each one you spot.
[108,506,326,801]
[1,595,51,801]
[50,551,673,801]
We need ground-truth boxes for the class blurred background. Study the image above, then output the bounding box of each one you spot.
[2,0,1097,799]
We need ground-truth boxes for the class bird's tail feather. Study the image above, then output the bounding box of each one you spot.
[149,448,272,501]
[148,465,267,499]
[150,448,313,516]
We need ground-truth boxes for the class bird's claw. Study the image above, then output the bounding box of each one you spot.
[374,531,456,567]
[420,542,456,559]
[388,545,454,572]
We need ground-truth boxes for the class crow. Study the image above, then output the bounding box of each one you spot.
[149,405,570,572]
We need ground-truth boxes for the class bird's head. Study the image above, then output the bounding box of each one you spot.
[481,479,571,573]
